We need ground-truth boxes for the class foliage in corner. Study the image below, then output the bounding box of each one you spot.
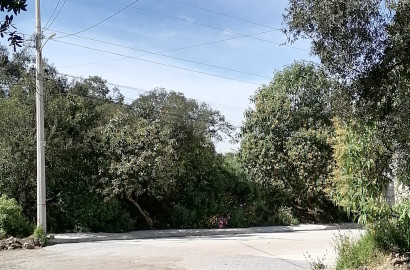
[372,199,410,253]
[0,0,27,50]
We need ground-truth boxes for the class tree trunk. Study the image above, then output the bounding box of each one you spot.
[127,196,153,228]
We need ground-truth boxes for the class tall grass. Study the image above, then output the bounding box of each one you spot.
[334,232,384,270]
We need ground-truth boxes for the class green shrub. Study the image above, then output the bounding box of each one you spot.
[0,228,6,239]
[57,189,134,233]
[33,225,48,246]
[276,206,299,225]
[0,195,33,237]
[335,232,384,270]
[372,200,410,253]
[169,204,200,228]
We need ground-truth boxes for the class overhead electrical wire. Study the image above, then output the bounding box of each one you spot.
[41,1,307,74]
[45,0,67,29]
[167,0,282,31]
[50,39,264,86]
[54,29,277,69]
[43,0,61,29]
[156,30,279,53]
[58,72,247,112]
[21,29,270,90]
[3,72,244,128]
[58,72,244,127]
[19,1,301,128]
[46,28,271,79]
[55,0,140,40]
[58,57,130,69]
[19,33,258,111]
[103,0,308,52]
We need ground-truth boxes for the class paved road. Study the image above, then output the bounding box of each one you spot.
[0,227,362,270]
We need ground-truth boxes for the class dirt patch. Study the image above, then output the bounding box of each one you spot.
[352,253,410,270]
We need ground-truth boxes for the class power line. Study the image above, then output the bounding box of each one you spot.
[58,72,244,127]
[44,0,67,29]
[103,0,308,52]
[53,57,253,107]
[53,29,277,69]
[46,28,271,79]
[50,39,264,86]
[161,30,278,53]
[43,0,61,29]
[59,72,248,112]
[167,0,282,31]
[2,71,244,128]
[55,0,140,40]
[58,57,129,69]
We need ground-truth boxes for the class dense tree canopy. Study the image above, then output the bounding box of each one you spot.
[96,89,234,227]
[283,0,409,252]
[0,46,134,231]
[283,0,405,79]
[283,0,409,186]
[2,45,281,232]
[240,62,337,205]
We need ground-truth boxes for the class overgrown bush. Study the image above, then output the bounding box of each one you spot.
[165,154,262,229]
[56,187,134,233]
[331,120,409,255]
[0,195,33,237]
[335,232,384,270]
[276,206,299,225]
[372,200,410,253]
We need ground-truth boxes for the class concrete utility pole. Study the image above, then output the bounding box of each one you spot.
[35,0,46,232]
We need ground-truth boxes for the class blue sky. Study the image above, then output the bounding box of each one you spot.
[6,0,316,152]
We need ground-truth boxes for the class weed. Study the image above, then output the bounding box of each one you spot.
[334,231,384,270]
[0,229,6,239]
[304,252,327,270]
[33,226,48,246]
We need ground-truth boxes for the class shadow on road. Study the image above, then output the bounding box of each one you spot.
[50,223,360,245]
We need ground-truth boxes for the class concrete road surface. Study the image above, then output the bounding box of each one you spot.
[0,226,363,270]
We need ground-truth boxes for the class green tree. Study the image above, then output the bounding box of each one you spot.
[0,47,36,218]
[284,0,397,80]
[0,46,133,231]
[44,74,133,232]
[97,89,233,228]
[97,112,177,228]
[240,62,336,205]
[331,119,410,252]
[330,120,391,223]
[283,1,409,252]
[0,86,36,216]
[283,0,410,185]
